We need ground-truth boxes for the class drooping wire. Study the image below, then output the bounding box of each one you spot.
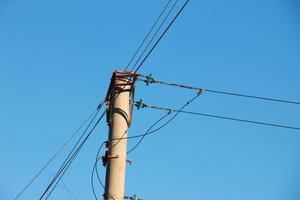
[124,0,173,71]
[136,102,300,131]
[13,102,104,200]
[133,0,191,73]
[91,92,200,200]
[91,142,106,200]
[129,0,180,72]
[137,74,300,106]
[91,114,170,200]
[127,91,201,154]
[39,108,106,200]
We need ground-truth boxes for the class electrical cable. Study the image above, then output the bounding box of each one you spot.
[13,103,103,200]
[127,91,201,154]
[124,0,173,71]
[97,0,191,156]
[137,102,300,131]
[89,1,192,197]
[95,92,200,158]
[39,107,102,199]
[137,75,300,106]
[91,92,200,199]
[39,108,106,200]
[44,110,106,200]
[44,111,106,200]
[17,0,192,198]
[133,0,190,73]
[129,0,180,72]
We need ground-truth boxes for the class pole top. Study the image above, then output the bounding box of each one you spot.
[105,70,138,126]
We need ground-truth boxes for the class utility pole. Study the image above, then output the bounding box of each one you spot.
[102,71,137,200]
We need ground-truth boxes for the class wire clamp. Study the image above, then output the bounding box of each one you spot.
[135,99,148,110]
[102,151,119,166]
[124,194,143,200]
[140,73,155,86]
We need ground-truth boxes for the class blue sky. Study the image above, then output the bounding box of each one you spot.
[1,0,300,199]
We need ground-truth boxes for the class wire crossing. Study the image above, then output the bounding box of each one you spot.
[137,74,300,106]
[135,100,300,131]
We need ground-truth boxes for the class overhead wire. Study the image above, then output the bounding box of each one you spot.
[129,0,180,72]
[91,92,201,199]
[13,102,103,200]
[95,0,193,171]
[127,91,201,154]
[44,110,106,200]
[39,105,106,200]
[137,74,300,106]
[39,107,102,199]
[105,0,192,156]
[90,0,192,198]
[124,0,173,71]
[17,0,192,198]
[136,101,300,131]
[91,113,170,199]
[133,0,190,73]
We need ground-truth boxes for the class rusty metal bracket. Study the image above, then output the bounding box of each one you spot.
[102,151,119,166]
[105,70,138,127]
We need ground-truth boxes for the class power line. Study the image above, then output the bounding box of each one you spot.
[111,0,192,155]
[13,105,103,200]
[39,108,102,199]
[39,109,106,200]
[91,114,170,200]
[44,111,106,200]
[133,0,191,73]
[95,92,201,158]
[130,0,180,72]
[127,112,171,154]
[90,94,201,199]
[127,91,202,154]
[135,101,300,131]
[89,1,192,197]
[137,74,300,106]
[124,0,173,71]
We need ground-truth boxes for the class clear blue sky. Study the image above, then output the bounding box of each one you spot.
[1,0,300,199]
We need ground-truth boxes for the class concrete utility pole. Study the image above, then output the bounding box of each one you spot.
[103,71,137,200]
